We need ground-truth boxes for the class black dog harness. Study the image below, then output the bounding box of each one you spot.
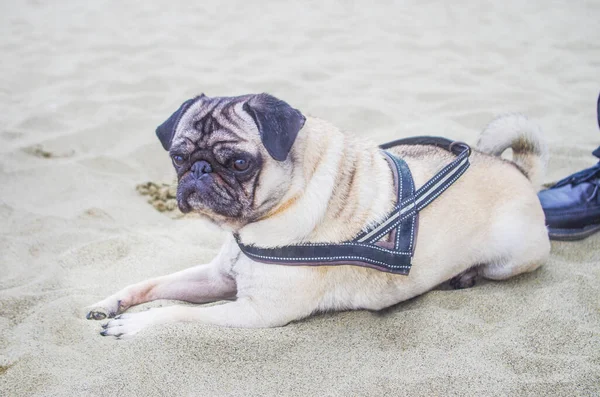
[235,137,471,275]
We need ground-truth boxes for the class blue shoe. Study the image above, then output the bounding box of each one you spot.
[538,163,600,240]
[537,92,600,241]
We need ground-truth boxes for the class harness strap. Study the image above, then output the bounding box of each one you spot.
[235,137,471,274]
[382,152,417,254]
[354,141,470,243]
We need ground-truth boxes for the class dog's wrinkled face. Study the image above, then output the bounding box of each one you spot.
[155,93,305,226]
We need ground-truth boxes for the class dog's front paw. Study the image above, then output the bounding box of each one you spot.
[85,298,123,320]
[99,309,162,339]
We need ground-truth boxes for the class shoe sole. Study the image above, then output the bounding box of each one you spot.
[548,224,600,241]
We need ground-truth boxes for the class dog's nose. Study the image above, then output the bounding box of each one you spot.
[191,160,212,179]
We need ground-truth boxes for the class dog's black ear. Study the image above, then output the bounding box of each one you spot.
[243,93,306,161]
[156,95,203,151]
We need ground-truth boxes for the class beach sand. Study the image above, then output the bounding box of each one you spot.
[1,1,599,395]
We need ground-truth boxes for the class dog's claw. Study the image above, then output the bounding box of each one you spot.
[87,311,107,320]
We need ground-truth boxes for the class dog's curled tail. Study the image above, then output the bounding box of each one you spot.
[476,114,548,187]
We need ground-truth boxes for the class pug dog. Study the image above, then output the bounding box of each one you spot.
[86,93,550,338]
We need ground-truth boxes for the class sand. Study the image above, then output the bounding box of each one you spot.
[1,0,599,396]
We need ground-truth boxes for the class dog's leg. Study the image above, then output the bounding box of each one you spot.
[479,256,545,281]
[480,209,550,281]
[85,263,236,320]
[100,296,310,338]
[86,241,240,320]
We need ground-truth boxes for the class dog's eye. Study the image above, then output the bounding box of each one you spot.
[171,154,185,166]
[232,158,250,172]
